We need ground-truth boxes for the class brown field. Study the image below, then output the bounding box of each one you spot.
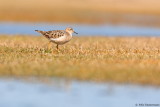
[0,35,160,85]
[1,0,160,25]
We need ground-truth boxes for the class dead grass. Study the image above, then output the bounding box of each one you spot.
[1,0,160,25]
[0,35,160,85]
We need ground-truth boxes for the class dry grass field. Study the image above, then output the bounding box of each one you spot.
[0,35,160,85]
[1,0,160,25]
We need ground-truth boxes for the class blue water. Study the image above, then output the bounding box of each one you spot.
[0,22,160,36]
[0,78,160,107]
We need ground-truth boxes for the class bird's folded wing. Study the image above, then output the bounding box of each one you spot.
[43,30,65,39]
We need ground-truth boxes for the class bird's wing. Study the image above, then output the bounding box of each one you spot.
[43,30,66,39]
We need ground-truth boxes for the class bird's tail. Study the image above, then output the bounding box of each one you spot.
[35,30,45,35]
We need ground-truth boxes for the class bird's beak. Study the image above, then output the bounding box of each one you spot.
[74,31,78,34]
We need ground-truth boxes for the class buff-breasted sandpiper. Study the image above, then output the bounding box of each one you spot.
[35,27,78,50]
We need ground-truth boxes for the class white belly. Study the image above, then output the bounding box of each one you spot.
[50,36,71,45]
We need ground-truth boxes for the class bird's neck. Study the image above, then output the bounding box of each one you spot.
[66,31,72,36]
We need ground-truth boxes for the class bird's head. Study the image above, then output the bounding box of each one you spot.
[65,27,78,34]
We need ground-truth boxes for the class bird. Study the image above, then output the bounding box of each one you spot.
[35,27,78,50]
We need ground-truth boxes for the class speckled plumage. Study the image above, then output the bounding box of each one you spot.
[35,27,78,50]
[35,30,67,39]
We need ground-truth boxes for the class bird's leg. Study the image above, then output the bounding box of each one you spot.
[56,44,60,52]
[52,44,59,54]
[56,44,59,50]
[47,41,52,50]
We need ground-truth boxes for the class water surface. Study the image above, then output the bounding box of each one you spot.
[0,22,160,36]
[0,78,160,107]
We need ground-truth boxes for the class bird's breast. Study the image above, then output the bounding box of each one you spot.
[50,35,72,45]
